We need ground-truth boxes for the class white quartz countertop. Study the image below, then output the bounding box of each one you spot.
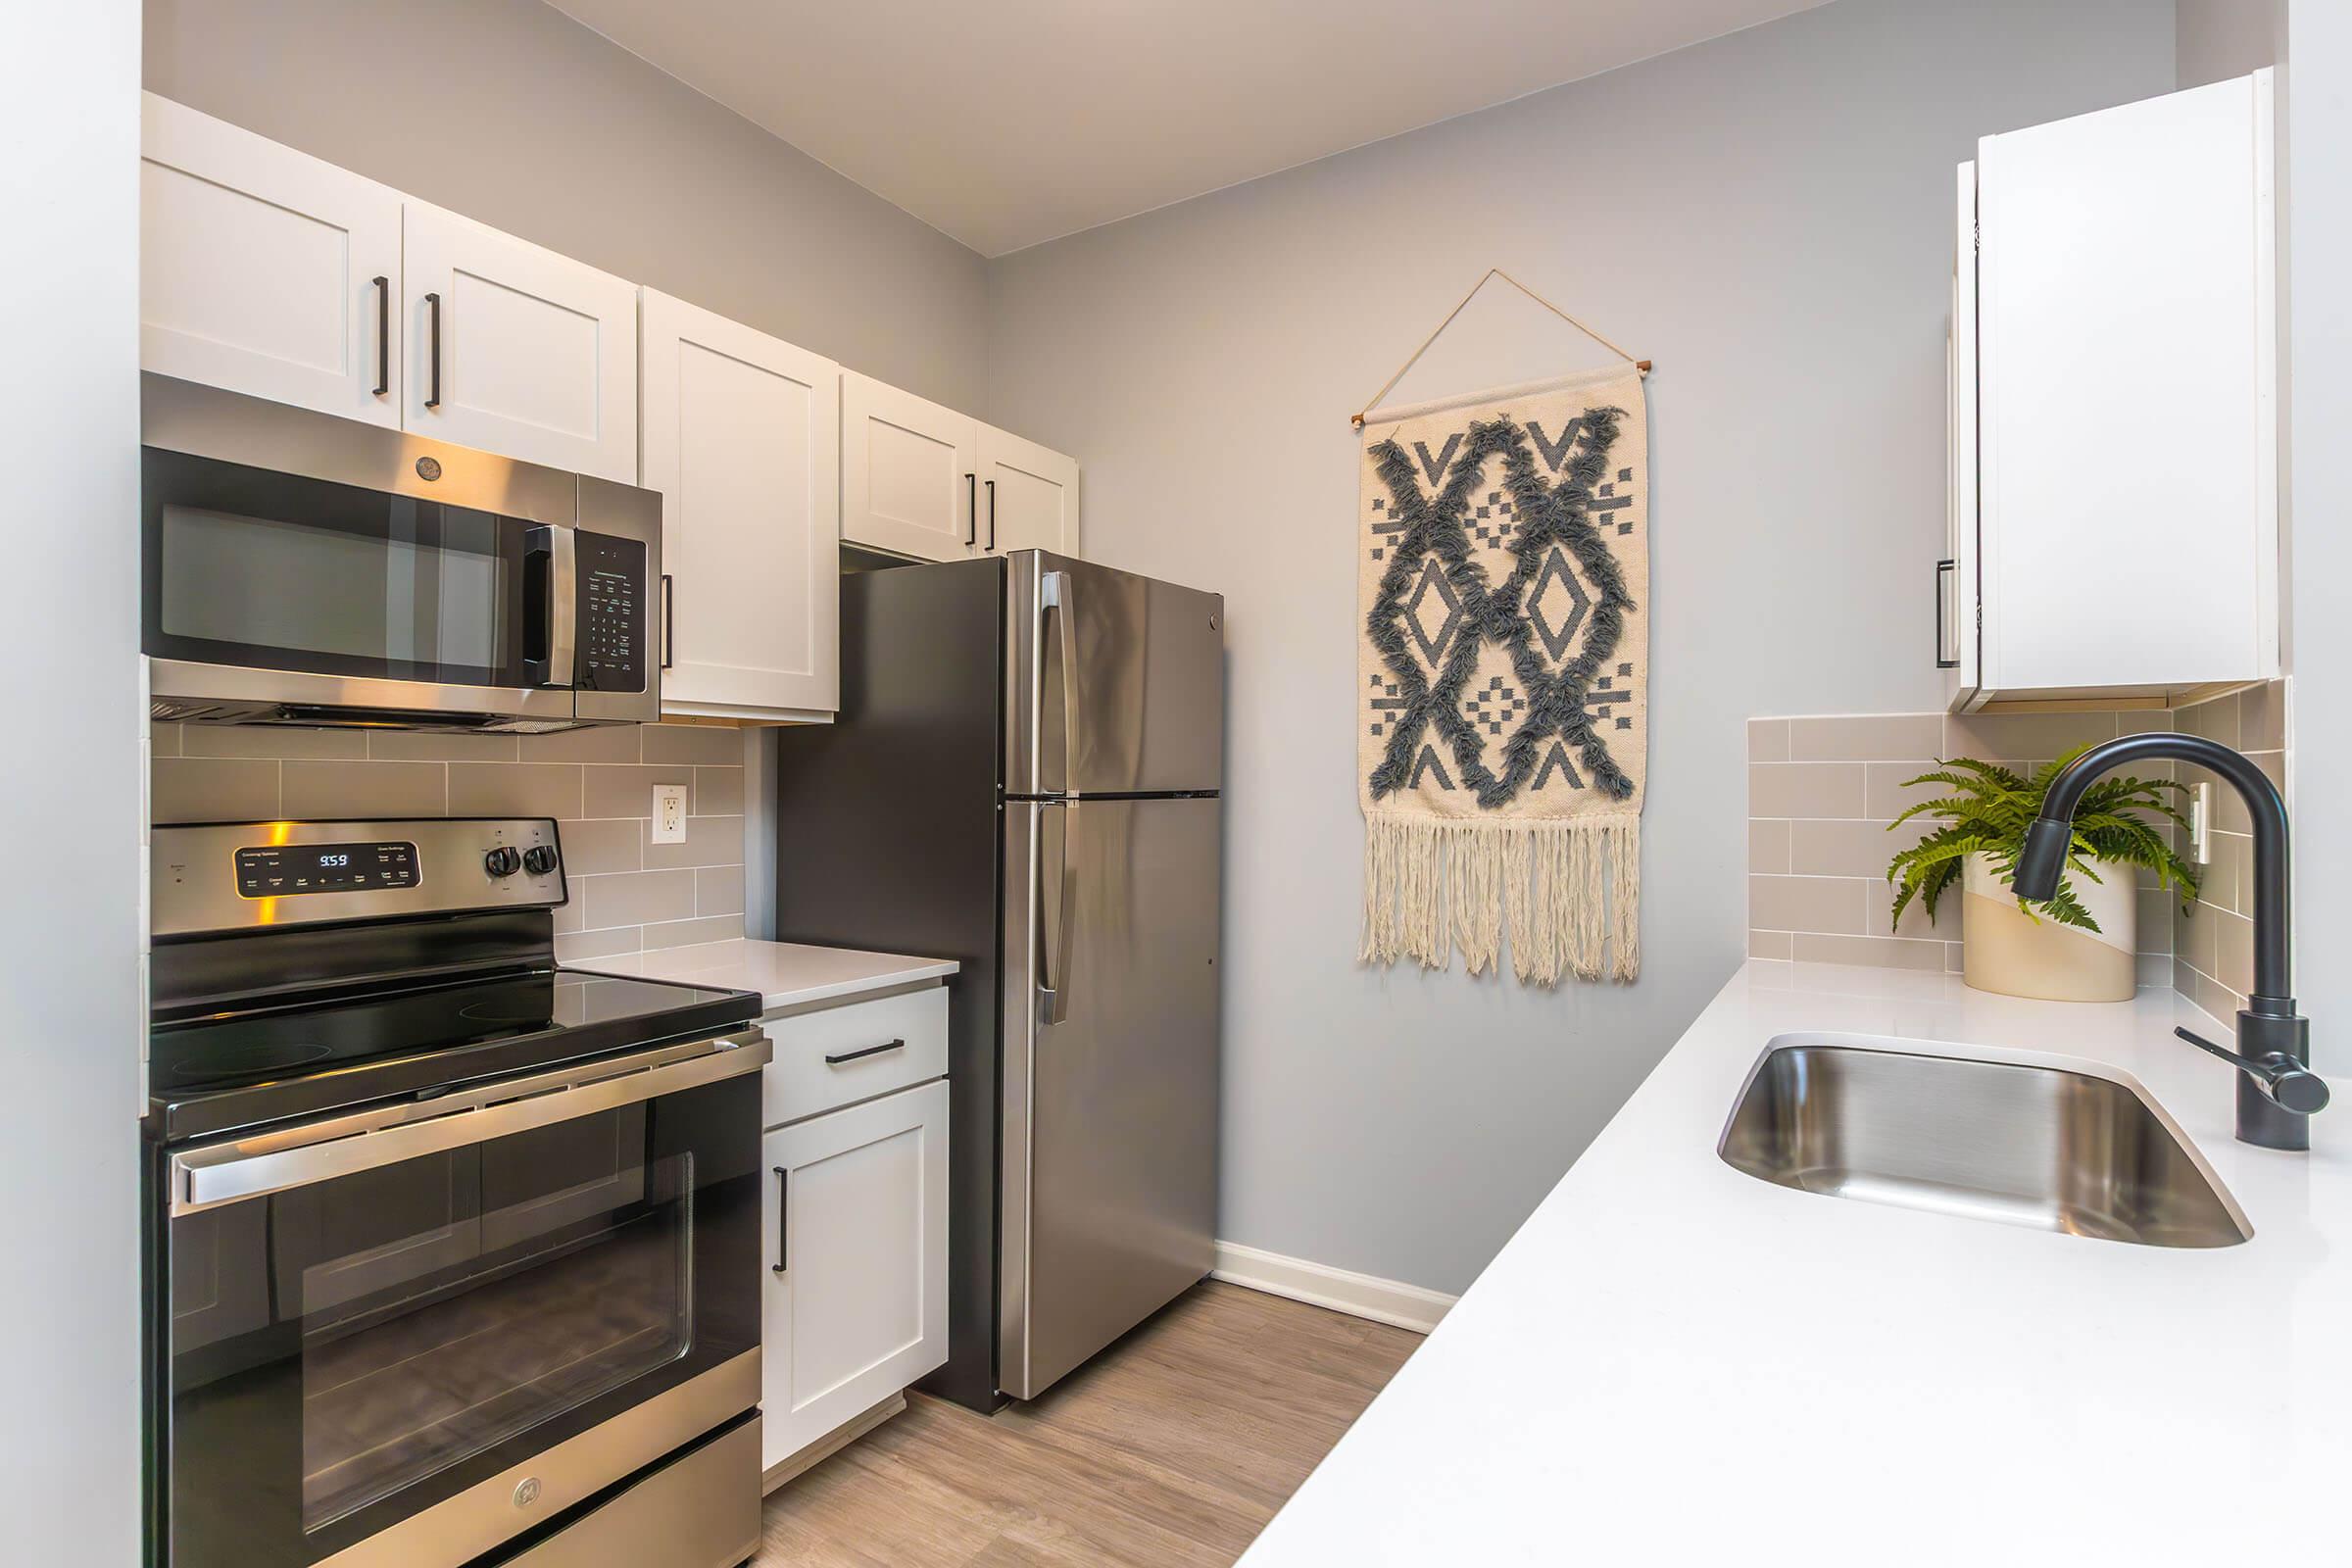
[581,938,956,1014]
[1241,961,2352,1567]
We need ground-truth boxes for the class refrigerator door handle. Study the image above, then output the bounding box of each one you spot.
[1039,567,1079,793]
[1037,801,1073,1026]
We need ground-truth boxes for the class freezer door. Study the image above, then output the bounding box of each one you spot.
[1001,797,1220,1399]
[1005,551,1223,796]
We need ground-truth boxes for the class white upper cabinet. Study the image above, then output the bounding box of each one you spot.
[979,424,1080,557]
[402,203,640,483]
[641,290,840,717]
[140,93,402,427]
[841,372,980,561]
[1952,70,2277,708]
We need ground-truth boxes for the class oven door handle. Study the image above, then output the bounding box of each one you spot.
[169,1032,771,1216]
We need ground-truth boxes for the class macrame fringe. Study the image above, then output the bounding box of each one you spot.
[1361,816,1641,984]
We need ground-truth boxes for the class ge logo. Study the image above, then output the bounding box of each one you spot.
[513,1477,542,1509]
[416,456,443,482]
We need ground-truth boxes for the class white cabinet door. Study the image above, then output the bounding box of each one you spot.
[979,424,1080,558]
[1942,159,1980,707]
[841,373,978,561]
[403,203,639,482]
[1977,71,2276,698]
[641,291,839,717]
[140,94,402,427]
[760,1079,949,1475]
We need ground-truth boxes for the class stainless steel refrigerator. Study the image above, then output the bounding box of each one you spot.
[771,550,1223,1409]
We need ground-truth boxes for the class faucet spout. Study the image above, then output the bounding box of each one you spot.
[2015,731,2313,1151]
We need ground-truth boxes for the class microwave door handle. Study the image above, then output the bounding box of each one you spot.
[1040,568,1078,792]
[545,526,577,688]
[520,525,577,688]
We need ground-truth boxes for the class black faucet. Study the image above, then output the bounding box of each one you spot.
[2015,731,2326,1151]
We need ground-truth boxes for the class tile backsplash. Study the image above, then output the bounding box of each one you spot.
[1747,709,2181,981]
[2170,680,2289,1024]
[150,719,751,962]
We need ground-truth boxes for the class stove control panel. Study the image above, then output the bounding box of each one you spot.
[154,818,568,937]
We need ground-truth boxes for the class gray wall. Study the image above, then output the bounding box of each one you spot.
[144,0,991,412]
[983,0,2175,1294]
[2285,0,2349,1068]
[0,0,144,1558]
[2178,0,2287,85]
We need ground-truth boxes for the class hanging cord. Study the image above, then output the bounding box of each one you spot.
[1350,268,1649,428]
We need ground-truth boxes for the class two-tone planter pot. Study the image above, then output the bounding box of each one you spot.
[1960,851,2136,1003]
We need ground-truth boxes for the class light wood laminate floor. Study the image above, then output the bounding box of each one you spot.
[754,1281,1423,1567]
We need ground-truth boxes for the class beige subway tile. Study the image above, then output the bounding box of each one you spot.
[153,758,279,822]
[1745,718,1789,763]
[694,766,745,817]
[1946,943,1966,973]
[557,927,642,963]
[2134,889,2176,955]
[697,864,746,916]
[1786,713,1941,762]
[551,896,585,934]
[583,868,698,929]
[1748,875,1869,936]
[1791,933,1951,972]
[447,762,583,819]
[1863,761,1955,819]
[2192,968,2244,1029]
[2203,831,2247,916]
[1748,762,1864,819]
[281,760,445,818]
[2180,900,2219,976]
[643,723,747,766]
[368,730,520,761]
[1791,817,1931,880]
[1942,710,2119,761]
[583,764,688,820]
[2247,750,2284,796]
[2174,957,2198,999]
[520,725,641,763]
[642,913,745,951]
[2214,907,2255,996]
[2178,693,2240,748]
[1747,819,1790,875]
[150,722,182,758]
[1748,929,1792,960]
[1888,886,1956,941]
[182,724,366,760]
[556,817,641,875]
[2238,681,2285,752]
[2134,953,2173,989]
[2116,709,2179,736]
[644,813,744,871]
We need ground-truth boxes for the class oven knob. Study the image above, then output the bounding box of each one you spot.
[522,845,559,876]
[483,846,522,878]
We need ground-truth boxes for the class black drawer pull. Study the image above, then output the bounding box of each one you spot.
[424,290,443,408]
[772,1165,789,1275]
[824,1038,906,1066]
[371,275,390,396]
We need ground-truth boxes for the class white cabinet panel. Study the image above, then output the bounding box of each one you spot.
[979,424,1080,558]
[642,290,839,716]
[1963,71,2276,703]
[841,373,977,562]
[403,204,639,482]
[760,986,947,1129]
[140,94,401,427]
[760,1079,949,1474]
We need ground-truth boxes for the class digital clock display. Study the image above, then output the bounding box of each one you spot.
[236,840,418,898]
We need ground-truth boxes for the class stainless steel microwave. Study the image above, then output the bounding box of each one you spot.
[141,375,661,732]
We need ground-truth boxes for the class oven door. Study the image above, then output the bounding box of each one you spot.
[158,1037,766,1568]
[142,443,578,725]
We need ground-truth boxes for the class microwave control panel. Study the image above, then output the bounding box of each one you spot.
[577,533,648,693]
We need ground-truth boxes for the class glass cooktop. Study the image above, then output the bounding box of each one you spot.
[149,966,759,1142]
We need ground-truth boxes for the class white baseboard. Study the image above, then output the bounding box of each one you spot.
[1210,1241,1456,1335]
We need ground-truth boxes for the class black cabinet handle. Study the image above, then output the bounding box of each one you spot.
[986,478,997,553]
[660,573,675,669]
[1935,559,1958,669]
[964,471,977,547]
[771,1165,789,1275]
[824,1038,906,1066]
[424,291,442,408]
[371,275,389,396]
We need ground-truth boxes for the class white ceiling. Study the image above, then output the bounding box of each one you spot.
[547,0,1831,257]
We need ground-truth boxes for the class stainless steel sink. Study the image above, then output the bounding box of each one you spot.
[1717,1037,2251,1249]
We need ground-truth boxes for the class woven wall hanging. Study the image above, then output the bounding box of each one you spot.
[1352,278,1649,983]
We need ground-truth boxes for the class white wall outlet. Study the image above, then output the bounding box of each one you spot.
[652,783,689,845]
[2191,780,2213,865]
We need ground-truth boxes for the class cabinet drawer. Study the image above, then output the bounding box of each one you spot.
[762,987,947,1128]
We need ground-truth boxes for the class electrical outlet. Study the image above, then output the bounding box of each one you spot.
[652,783,689,845]
[2192,780,2213,865]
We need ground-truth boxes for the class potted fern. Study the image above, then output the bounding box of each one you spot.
[1885,749,2200,1002]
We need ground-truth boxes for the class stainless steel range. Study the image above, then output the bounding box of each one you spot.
[145,818,768,1568]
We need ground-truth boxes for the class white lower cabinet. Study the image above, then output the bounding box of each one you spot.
[760,1077,950,1476]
